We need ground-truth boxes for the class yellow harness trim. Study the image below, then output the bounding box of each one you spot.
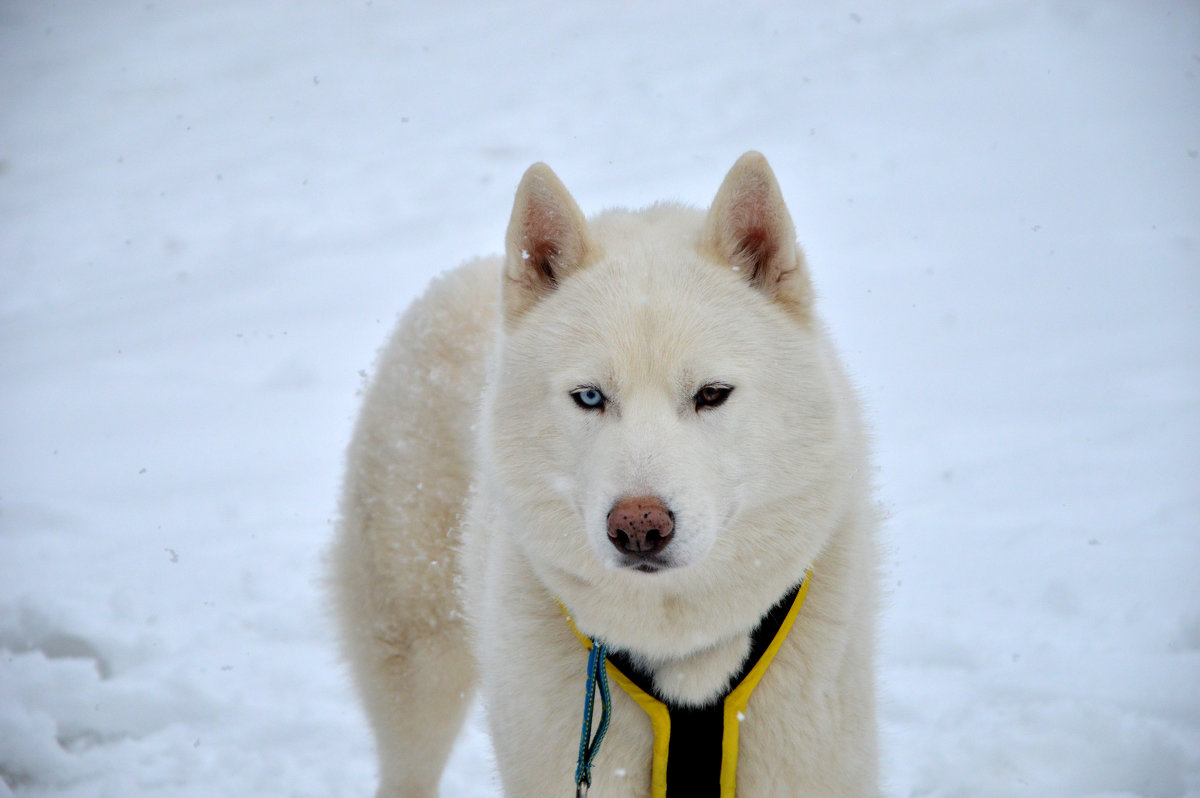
[561,569,811,798]
[718,572,810,796]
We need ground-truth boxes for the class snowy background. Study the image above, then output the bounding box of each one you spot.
[2,2,1197,796]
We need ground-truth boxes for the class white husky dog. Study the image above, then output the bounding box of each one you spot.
[331,152,879,798]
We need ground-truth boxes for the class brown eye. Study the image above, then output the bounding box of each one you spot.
[695,384,733,410]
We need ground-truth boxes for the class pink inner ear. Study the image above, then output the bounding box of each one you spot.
[728,183,782,286]
[525,237,560,287]
[520,197,573,288]
[733,225,777,287]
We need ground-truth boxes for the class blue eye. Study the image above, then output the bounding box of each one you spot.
[572,387,606,411]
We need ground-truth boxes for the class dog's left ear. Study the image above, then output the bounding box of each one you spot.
[502,162,595,323]
[703,152,813,315]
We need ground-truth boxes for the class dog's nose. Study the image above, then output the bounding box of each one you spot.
[607,496,675,557]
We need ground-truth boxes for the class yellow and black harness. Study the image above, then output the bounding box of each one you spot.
[565,570,811,797]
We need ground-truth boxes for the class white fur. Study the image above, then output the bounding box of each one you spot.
[330,152,880,797]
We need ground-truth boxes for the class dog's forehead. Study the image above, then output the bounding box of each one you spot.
[504,204,791,380]
[538,257,765,377]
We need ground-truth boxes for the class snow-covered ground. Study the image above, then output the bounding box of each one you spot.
[2,2,1197,796]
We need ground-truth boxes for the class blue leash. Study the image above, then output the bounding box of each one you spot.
[574,639,612,797]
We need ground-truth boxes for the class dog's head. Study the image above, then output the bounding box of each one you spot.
[484,153,859,648]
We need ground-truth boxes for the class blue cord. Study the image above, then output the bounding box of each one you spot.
[574,639,612,795]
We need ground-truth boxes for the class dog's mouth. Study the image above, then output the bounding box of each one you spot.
[620,555,674,574]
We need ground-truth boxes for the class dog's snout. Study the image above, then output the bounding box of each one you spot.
[607,496,675,557]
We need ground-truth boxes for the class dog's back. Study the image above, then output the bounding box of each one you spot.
[330,258,498,798]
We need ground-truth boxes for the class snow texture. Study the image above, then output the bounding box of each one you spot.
[1,2,1198,796]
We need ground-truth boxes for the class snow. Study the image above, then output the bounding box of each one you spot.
[1,2,1197,796]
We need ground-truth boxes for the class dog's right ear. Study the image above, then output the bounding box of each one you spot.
[502,163,594,322]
